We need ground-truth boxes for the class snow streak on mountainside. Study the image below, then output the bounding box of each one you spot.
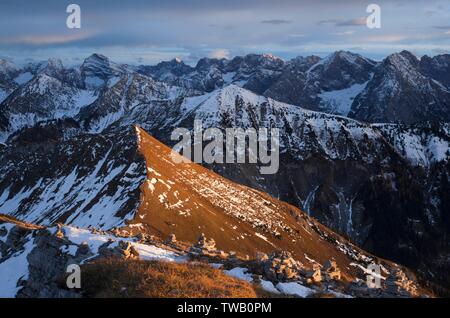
[0,124,146,229]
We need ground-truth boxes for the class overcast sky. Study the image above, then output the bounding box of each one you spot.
[1,0,449,65]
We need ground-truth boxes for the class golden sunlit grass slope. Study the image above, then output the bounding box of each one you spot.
[130,126,393,281]
[81,258,258,298]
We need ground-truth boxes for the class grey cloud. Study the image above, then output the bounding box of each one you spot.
[431,48,450,54]
[317,18,366,27]
[0,0,448,63]
[261,19,292,25]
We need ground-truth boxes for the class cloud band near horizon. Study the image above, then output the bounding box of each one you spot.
[0,0,449,65]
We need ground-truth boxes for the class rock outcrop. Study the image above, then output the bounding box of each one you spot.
[323,260,341,281]
[251,251,306,282]
[98,240,140,260]
[165,234,177,245]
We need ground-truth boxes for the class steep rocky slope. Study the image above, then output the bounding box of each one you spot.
[133,125,367,265]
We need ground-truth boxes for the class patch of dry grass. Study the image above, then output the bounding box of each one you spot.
[81,257,258,298]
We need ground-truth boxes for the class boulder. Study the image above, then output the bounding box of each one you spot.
[306,264,322,283]
[323,260,341,281]
[384,269,418,297]
[261,251,304,282]
[195,233,216,251]
[189,233,218,256]
[165,234,177,245]
[136,233,147,243]
[256,252,269,262]
[55,224,64,239]
[17,229,84,298]
[99,240,140,260]
[76,242,91,257]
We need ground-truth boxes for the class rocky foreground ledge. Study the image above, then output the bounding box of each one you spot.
[0,215,431,298]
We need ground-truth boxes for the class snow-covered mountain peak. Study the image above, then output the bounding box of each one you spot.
[80,53,125,88]
[349,50,450,123]
[82,53,110,67]
[0,58,19,77]
[218,83,263,100]
[289,55,321,69]
[26,72,63,94]
[261,53,282,61]
[46,58,64,70]
[384,50,419,73]
[38,58,76,83]
[241,53,285,70]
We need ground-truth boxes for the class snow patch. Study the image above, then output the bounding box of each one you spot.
[14,72,33,85]
[318,80,370,115]
[276,282,314,298]
[0,235,34,297]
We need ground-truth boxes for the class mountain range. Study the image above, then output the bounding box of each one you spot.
[0,129,430,298]
[0,50,449,296]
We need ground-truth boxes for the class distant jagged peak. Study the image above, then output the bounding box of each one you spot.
[148,57,193,75]
[195,57,226,71]
[306,51,374,76]
[147,57,184,67]
[81,53,124,74]
[240,53,285,68]
[79,53,126,89]
[332,50,367,61]
[290,54,321,64]
[0,58,20,80]
[46,57,64,69]
[164,57,184,65]
[420,52,450,65]
[383,50,420,70]
[320,51,374,68]
[83,53,110,64]
[173,57,183,64]
[261,53,283,61]
[376,50,428,85]
[39,58,67,79]
[0,58,19,72]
